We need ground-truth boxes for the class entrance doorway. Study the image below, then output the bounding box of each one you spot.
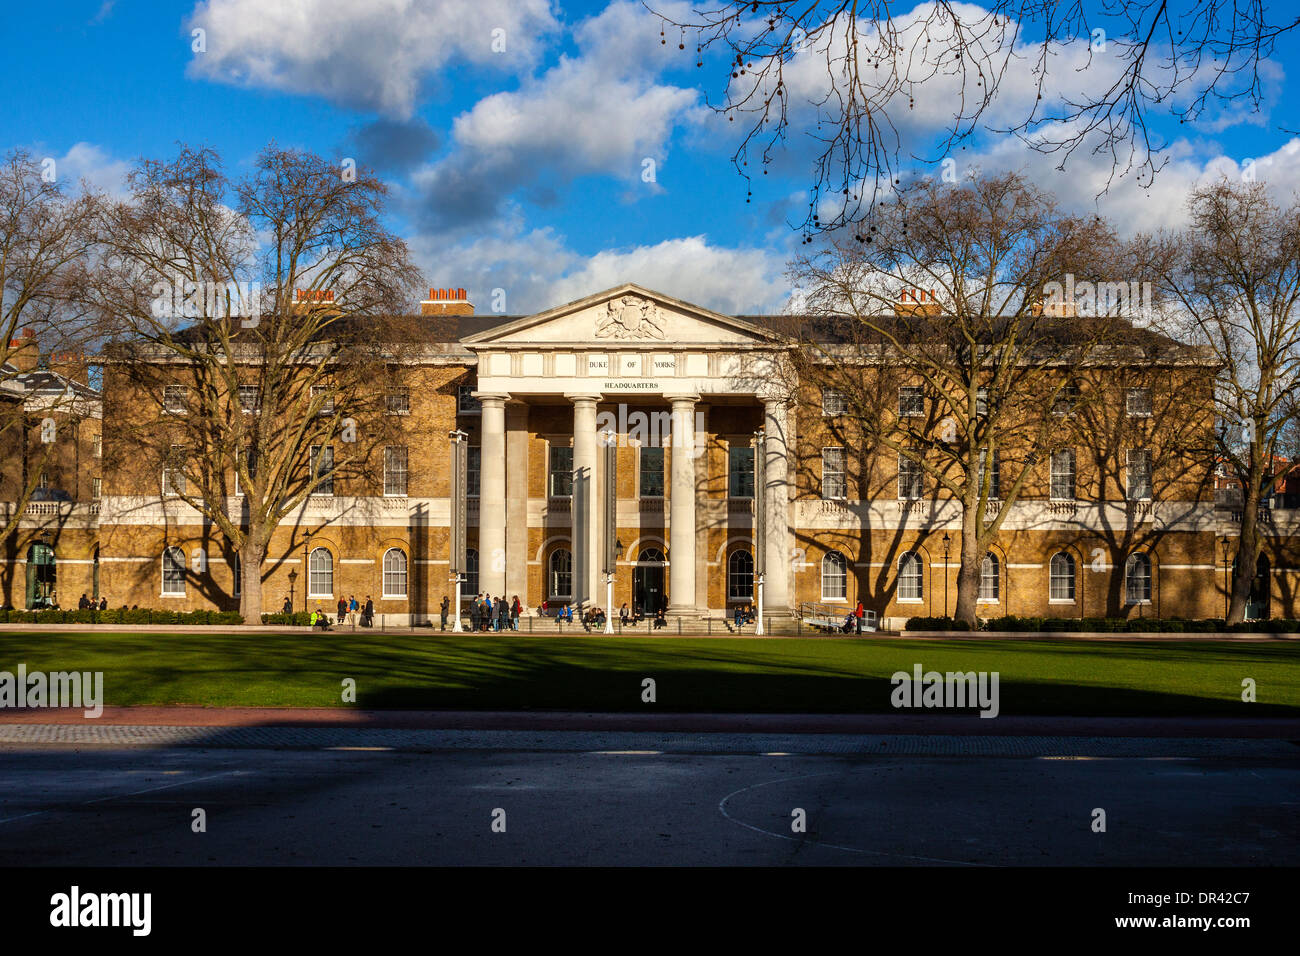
[633,548,666,615]
[1247,554,1270,620]
[26,542,56,609]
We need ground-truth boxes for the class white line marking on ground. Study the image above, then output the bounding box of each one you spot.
[0,770,245,825]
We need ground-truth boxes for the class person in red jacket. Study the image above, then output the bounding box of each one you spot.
[855,600,865,634]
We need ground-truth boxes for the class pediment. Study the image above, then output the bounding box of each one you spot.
[460,284,778,347]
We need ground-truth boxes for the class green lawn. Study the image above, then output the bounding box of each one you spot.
[0,632,1296,715]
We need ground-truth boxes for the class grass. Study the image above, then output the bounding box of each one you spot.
[0,631,1296,716]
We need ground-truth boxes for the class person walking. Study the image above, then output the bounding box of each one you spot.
[854,599,864,634]
[510,595,521,631]
[620,603,629,626]
[98,596,108,611]
[440,595,450,631]
[282,595,292,615]
[363,595,374,628]
[349,595,359,627]
[337,597,347,625]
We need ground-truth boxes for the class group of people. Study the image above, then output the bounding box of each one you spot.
[842,600,868,633]
[77,593,109,611]
[460,594,522,631]
[301,595,375,631]
[732,603,758,628]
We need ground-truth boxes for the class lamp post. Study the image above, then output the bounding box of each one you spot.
[287,569,297,612]
[1221,535,1231,619]
[942,532,951,619]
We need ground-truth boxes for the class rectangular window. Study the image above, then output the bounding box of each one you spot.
[1050,449,1076,501]
[457,386,482,415]
[162,445,186,496]
[467,446,481,497]
[162,548,186,595]
[92,477,101,499]
[92,435,102,458]
[1053,381,1080,416]
[549,445,573,497]
[822,387,847,416]
[899,386,924,417]
[310,384,334,416]
[310,445,334,496]
[822,447,847,500]
[978,449,1000,499]
[729,446,755,498]
[384,445,408,496]
[235,446,256,497]
[976,386,989,417]
[639,447,665,497]
[237,384,259,413]
[897,453,923,500]
[1127,448,1152,501]
[1126,387,1152,417]
[386,387,410,415]
[163,384,187,414]
[38,470,48,489]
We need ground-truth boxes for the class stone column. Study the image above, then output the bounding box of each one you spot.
[668,394,700,617]
[476,393,509,599]
[568,393,601,608]
[504,400,529,606]
[763,398,792,613]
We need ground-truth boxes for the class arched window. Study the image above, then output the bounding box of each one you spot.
[822,550,848,600]
[897,551,923,601]
[308,547,333,597]
[979,552,1000,602]
[383,549,408,598]
[1125,553,1152,605]
[162,546,185,595]
[1049,552,1076,602]
[638,548,666,564]
[728,549,754,601]
[464,548,479,595]
[549,548,572,600]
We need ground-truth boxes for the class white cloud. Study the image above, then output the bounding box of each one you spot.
[49,142,133,197]
[185,0,559,117]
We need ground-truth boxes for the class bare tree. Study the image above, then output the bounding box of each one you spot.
[1144,179,1300,623]
[0,149,98,541]
[89,145,423,621]
[650,1,1298,230]
[782,171,1152,624]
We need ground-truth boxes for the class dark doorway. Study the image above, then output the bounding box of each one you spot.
[26,542,56,609]
[633,548,666,615]
[1247,554,1270,620]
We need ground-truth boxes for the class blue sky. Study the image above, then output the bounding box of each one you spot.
[3,0,1297,314]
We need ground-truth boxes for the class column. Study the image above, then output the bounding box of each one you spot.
[763,398,792,613]
[568,393,601,607]
[476,393,509,599]
[668,394,700,616]
[504,400,529,605]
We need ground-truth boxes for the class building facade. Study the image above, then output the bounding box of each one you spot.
[5,283,1296,625]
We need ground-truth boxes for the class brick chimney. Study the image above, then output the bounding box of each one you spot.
[5,328,40,373]
[292,288,336,313]
[893,288,942,317]
[420,287,474,317]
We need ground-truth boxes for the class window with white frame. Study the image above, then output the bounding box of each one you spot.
[549,445,573,497]
[91,477,101,499]
[548,548,572,600]
[728,549,754,601]
[384,445,408,496]
[729,446,755,498]
[162,445,186,496]
[1050,448,1076,501]
[1049,552,1076,601]
[457,386,481,414]
[822,387,848,416]
[822,447,847,499]
[235,445,256,497]
[92,434,102,458]
[161,547,185,595]
[639,447,665,497]
[821,550,848,600]
[464,548,479,595]
[308,548,333,597]
[976,386,989,417]
[466,446,481,497]
[899,385,924,417]
[1127,448,1152,501]
[310,384,334,416]
[978,448,1000,499]
[898,453,924,499]
[1053,380,1080,416]
[310,445,334,495]
[162,384,187,414]
[979,552,1000,601]
[383,549,408,598]
[1126,387,1152,417]
[237,384,259,413]
[897,551,924,601]
[1125,552,1152,604]
[386,387,410,415]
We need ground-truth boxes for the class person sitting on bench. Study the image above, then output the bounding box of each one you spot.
[313,607,331,630]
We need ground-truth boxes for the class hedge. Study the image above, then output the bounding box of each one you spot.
[903,615,1297,633]
[259,612,313,626]
[0,608,244,625]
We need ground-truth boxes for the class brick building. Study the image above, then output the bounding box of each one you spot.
[4,283,1295,625]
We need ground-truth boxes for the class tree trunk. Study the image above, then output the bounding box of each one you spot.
[952,507,981,626]
[238,538,267,623]
[1227,484,1262,625]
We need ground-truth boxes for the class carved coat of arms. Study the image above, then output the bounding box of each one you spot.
[595,295,665,340]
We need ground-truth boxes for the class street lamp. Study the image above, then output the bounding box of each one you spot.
[942,532,951,619]
[287,569,298,612]
[1221,535,1232,618]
